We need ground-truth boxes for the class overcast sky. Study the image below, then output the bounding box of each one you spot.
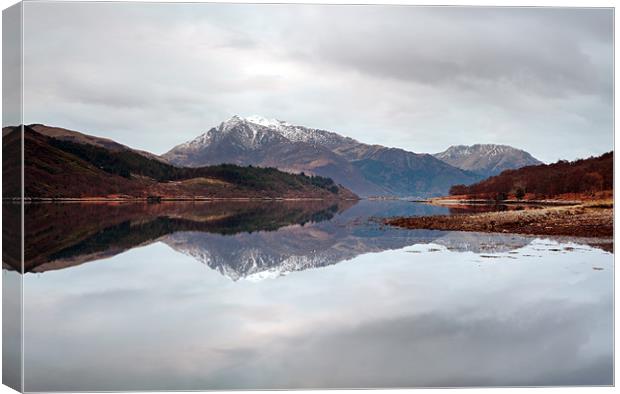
[22,3,613,162]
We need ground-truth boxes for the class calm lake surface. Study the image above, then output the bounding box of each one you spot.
[4,200,613,390]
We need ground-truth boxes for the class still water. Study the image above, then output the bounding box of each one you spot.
[5,200,614,390]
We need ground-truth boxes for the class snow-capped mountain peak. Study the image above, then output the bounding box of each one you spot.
[162,115,490,197]
[219,114,248,131]
[433,144,542,177]
[245,115,290,129]
[189,115,352,147]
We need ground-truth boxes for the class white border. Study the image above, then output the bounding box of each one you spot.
[0,1,616,394]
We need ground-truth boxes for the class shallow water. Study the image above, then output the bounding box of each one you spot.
[3,200,613,390]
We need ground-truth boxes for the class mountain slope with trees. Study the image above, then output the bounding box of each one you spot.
[2,126,357,200]
[449,152,612,199]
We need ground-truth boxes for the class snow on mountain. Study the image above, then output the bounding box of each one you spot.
[433,144,543,177]
[244,115,355,146]
[173,115,355,152]
[245,115,289,130]
[176,115,288,151]
[163,116,484,197]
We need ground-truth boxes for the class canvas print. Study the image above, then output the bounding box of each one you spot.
[2,2,614,392]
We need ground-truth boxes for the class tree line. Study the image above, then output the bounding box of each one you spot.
[449,152,613,199]
[47,134,340,194]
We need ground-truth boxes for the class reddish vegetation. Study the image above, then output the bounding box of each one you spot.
[387,152,614,239]
[449,152,613,200]
[438,190,613,204]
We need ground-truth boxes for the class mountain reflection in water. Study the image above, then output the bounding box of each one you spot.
[3,200,612,280]
[3,200,613,390]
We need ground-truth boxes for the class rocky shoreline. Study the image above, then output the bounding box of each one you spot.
[386,200,613,238]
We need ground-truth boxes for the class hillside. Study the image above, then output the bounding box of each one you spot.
[26,124,166,162]
[448,152,613,199]
[434,144,542,177]
[164,115,482,197]
[2,126,357,200]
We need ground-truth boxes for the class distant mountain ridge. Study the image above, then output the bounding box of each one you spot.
[4,120,545,198]
[164,116,483,197]
[433,144,543,177]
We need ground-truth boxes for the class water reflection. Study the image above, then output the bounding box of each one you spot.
[22,237,613,390]
[3,201,613,390]
[16,200,351,273]
[8,200,612,279]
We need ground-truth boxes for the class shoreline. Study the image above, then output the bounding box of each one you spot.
[426,198,582,206]
[385,201,613,238]
[3,196,360,203]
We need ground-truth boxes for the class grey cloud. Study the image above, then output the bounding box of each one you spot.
[282,7,612,99]
[20,3,613,162]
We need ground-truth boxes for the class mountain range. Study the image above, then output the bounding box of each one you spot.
[3,117,544,198]
[164,116,474,197]
[433,144,542,177]
[164,116,543,197]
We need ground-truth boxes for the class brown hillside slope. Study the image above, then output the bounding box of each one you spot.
[27,124,166,162]
[2,126,357,200]
[449,152,612,199]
